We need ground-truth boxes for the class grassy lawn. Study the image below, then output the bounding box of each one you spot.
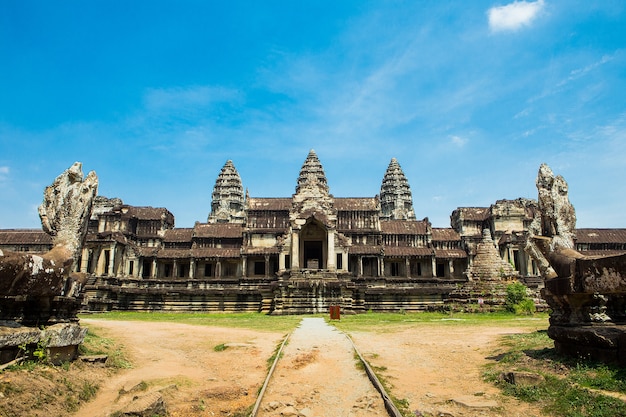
[485,330,626,417]
[331,310,549,332]
[79,311,304,333]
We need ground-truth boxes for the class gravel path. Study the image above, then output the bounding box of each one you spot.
[256,318,386,417]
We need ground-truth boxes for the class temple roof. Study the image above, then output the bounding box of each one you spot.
[381,220,429,235]
[575,228,626,244]
[209,160,245,223]
[335,198,379,211]
[163,228,194,242]
[247,198,291,211]
[193,223,243,238]
[380,158,415,220]
[0,229,52,245]
[432,228,461,241]
[295,149,329,195]
[453,207,490,221]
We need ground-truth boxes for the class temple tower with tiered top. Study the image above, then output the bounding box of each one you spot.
[379,158,416,220]
[208,160,245,223]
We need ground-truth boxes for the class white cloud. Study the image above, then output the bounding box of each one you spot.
[450,135,468,147]
[488,0,545,32]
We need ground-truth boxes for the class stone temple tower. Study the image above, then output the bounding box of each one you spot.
[379,158,416,220]
[208,160,245,223]
[295,149,330,196]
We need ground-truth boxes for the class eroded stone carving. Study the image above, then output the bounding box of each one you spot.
[0,163,97,364]
[526,163,626,364]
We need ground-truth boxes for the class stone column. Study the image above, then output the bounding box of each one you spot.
[265,255,270,277]
[358,255,363,277]
[448,259,454,278]
[279,252,285,271]
[138,260,144,279]
[173,260,178,279]
[242,256,248,277]
[107,245,116,276]
[378,256,383,277]
[327,230,335,270]
[342,252,348,272]
[151,258,158,278]
[216,261,222,278]
[405,257,410,278]
[190,258,195,279]
[80,247,90,273]
[432,257,437,278]
[291,232,300,269]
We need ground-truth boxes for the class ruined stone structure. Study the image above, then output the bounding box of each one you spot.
[1,155,625,316]
[526,164,626,364]
[0,163,97,364]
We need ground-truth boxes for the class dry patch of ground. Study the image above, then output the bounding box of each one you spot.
[0,316,552,417]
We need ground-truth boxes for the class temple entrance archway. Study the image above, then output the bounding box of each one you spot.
[300,219,327,269]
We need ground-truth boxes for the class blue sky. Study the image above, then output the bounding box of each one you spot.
[1,0,625,229]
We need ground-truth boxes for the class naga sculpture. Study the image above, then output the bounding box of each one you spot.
[526,164,626,364]
[0,162,97,364]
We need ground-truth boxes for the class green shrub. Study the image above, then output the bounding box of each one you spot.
[506,282,535,314]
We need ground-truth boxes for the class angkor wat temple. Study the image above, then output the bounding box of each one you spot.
[2,150,625,314]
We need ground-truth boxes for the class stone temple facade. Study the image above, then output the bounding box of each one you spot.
[1,151,625,314]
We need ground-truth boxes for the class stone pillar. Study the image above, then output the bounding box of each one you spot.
[378,256,383,277]
[151,258,158,278]
[432,257,437,278]
[291,232,300,269]
[190,258,195,279]
[279,252,285,271]
[107,245,115,276]
[265,255,270,277]
[358,255,363,277]
[216,261,222,278]
[173,260,178,278]
[405,257,410,278]
[342,252,348,272]
[138,260,144,279]
[448,259,454,278]
[80,247,89,273]
[327,230,335,270]
[242,256,248,277]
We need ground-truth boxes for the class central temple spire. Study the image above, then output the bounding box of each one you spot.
[295,149,329,196]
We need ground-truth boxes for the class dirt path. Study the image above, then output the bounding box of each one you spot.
[76,319,284,417]
[73,317,547,417]
[256,318,386,417]
[350,322,546,417]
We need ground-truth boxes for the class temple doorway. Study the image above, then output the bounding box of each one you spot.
[300,219,327,269]
[304,241,323,269]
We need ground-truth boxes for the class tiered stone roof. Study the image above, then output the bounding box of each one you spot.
[380,158,415,220]
[465,229,517,280]
[208,160,245,223]
[295,149,329,195]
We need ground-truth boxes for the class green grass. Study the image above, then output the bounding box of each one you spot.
[213,343,228,352]
[79,311,303,333]
[79,327,132,369]
[485,330,626,417]
[331,310,549,332]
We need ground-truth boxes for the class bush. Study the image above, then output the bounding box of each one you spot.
[506,282,535,314]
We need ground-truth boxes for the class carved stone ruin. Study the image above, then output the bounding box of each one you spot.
[0,162,97,364]
[526,163,626,364]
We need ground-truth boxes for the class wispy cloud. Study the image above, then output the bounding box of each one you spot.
[450,135,468,147]
[0,166,9,185]
[488,0,545,32]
